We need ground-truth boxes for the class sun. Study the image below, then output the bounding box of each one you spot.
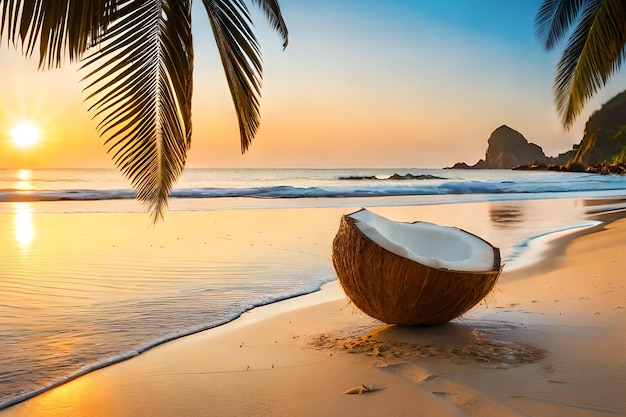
[11,122,41,150]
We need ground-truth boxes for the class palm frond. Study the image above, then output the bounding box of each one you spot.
[1,0,287,221]
[0,0,123,68]
[203,0,288,153]
[81,0,194,221]
[535,0,585,50]
[251,0,288,49]
[554,0,626,127]
[203,0,262,153]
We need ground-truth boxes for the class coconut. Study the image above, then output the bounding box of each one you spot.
[332,208,502,325]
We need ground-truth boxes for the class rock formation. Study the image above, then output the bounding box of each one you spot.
[447,160,486,170]
[447,88,626,172]
[568,89,626,167]
[447,125,550,169]
[484,125,547,169]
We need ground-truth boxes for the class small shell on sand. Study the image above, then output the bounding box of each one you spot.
[343,385,372,395]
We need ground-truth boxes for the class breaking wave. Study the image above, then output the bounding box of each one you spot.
[2,176,626,202]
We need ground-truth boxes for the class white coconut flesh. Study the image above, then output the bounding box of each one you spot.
[350,209,496,272]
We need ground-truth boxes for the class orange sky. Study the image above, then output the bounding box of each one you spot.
[1,1,626,170]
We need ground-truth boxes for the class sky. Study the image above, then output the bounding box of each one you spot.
[1,0,626,169]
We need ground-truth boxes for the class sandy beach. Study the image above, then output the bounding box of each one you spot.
[1,202,625,417]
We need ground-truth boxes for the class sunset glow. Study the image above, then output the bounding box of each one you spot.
[14,169,33,190]
[14,202,34,252]
[11,122,41,150]
[1,2,626,170]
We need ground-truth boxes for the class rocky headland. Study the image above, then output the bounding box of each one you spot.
[447,125,575,171]
[448,89,626,174]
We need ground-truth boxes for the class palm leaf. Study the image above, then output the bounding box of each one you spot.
[81,0,193,221]
[535,0,585,50]
[1,0,288,221]
[203,0,263,152]
[552,0,626,127]
[203,0,288,152]
[251,0,288,49]
[0,0,122,67]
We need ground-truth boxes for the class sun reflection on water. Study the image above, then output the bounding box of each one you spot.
[14,169,33,191]
[14,202,35,252]
[17,169,31,181]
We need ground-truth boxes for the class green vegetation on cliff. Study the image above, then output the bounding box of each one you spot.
[570,90,626,166]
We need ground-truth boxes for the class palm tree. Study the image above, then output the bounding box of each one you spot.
[0,0,288,221]
[536,0,626,128]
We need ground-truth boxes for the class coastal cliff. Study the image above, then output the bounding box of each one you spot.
[569,89,626,167]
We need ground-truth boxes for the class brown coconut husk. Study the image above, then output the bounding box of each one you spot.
[332,210,502,325]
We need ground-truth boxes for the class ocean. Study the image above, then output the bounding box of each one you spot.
[3,167,626,204]
[1,167,625,409]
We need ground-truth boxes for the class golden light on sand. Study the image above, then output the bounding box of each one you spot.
[11,122,41,150]
[14,202,35,252]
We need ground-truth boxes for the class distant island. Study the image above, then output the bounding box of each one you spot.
[447,89,626,174]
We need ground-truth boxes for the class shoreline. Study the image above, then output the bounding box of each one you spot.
[0,281,347,412]
[1,202,625,416]
[502,205,626,280]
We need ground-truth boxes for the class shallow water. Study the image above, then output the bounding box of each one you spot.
[0,208,338,408]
